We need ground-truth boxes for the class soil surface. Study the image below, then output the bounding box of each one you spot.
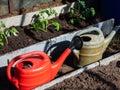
[0,0,74,18]
[0,13,102,56]
[0,18,119,90]
[0,1,120,90]
[0,0,100,19]
[46,58,120,90]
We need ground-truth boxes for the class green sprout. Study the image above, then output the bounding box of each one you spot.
[32,8,61,32]
[0,20,19,46]
[68,0,96,24]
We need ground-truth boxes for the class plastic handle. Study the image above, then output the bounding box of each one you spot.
[69,36,83,50]
[7,51,48,89]
[76,27,104,37]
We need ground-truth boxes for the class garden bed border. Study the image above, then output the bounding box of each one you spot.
[0,1,114,68]
[0,18,114,67]
[0,1,118,90]
[34,52,120,90]
[1,2,76,28]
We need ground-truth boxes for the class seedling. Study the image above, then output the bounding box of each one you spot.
[0,20,19,46]
[32,8,61,32]
[67,0,95,24]
[5,27,19,37]
[0,30,6,46]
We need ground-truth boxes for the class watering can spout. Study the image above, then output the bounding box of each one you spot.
[103,25,120,52]
[7,36,83,89]
[51,36,83,79]
[103,30,116,52]
[51,48,71,79]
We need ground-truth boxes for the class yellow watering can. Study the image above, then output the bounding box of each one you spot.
[73,27,116,67]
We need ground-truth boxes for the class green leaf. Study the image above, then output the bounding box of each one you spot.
[0,21,6,28]
[33,9,58,32]
[80,1,86,8]
[49,8,57,16]
[40,8,57,18]
[66,0,96,25]
[77,0,81,3]
[32,23,39,32]
[45,20,48,26]
[0,30,5,39]
[40,21,46,31]
[0,41,4,46]
[11,27,19,36]
[69,19,75,24]
[39,10,45,15]
[5,27,19,37]
[32,19,41,32]
[5,30,10,37]
[54,12,57,17]
[46,9,51,16]
[90,7,95,16]
[85,8,90,17]
[79,15,86,20]
[69,8,75,15]
[1,23,6,28]
[39,10,46,20]
[52,22,61,31]
[78,0,86,8]
[0,30,5,46]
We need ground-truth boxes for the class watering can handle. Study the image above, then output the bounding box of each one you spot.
[7,51,48,89]
[76,27,103,37]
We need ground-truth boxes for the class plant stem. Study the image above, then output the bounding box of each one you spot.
[4,35,8,44]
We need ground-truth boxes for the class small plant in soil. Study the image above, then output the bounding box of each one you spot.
[67,0,95,25]
[0,21,19,46]
[32,8,61,32]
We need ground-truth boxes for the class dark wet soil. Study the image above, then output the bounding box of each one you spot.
[0,0,75,19]
[0,13,102,56]
[0,1,120,89]
[47,58,120,90]
[0,15,119,89]
[0,13,105,90]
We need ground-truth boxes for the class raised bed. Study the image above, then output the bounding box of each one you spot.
[0,2,76,67]
[0,1,119,90]
[0,1,110,68]
[0,19,114,67]
[0,19,116,90]
[45,53,120,90]
[1,2,76,28]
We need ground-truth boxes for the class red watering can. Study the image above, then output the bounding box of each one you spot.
[7,36,83,90]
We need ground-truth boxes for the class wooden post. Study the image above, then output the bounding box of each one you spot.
[8,0,14,13]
